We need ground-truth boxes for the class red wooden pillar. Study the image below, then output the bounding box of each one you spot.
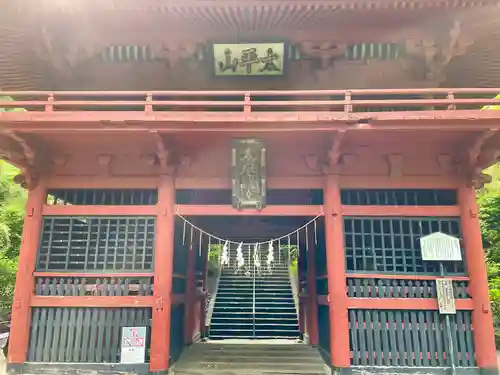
[184,239,196,344]
[297,251,305,335]
[199,243,208,337]
[306,234,319,345]
[150,175,175,374]
[458,185,498,372]
[8,181,46,366]
[323,174,350,368]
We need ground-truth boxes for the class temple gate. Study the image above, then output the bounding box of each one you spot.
[1,1,500,374]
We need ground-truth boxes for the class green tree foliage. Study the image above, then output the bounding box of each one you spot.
[0,161,26,319]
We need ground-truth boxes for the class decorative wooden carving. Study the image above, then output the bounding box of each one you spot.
[36,23,106,74]
[461,129,499,187]
[96,154,113,175]
[0,132,48,188]
[13,168,38,190]
[152,43,197,68]
[301,42,346,69]
[404,20,474,84]
[322,130,346,174]
[141,154,157,166]
[231,139,266,210]
[385,154,404,178]
[52,155,69,167]
[304,154,319,171]
[152,132,178,175]
[437,153,458,174]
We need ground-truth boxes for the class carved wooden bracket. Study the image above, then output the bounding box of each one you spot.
[464,129,499,188]
[1,132,48,189]
[151,131,178,175]
[52,155,69,167]
[385,154,404,178]
[96,154,113,176]
[304,154,319,171]
[13,167,39,190]
[437,153,458,174]
[321,130,346,174]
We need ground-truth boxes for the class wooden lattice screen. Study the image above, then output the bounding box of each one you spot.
[36,217,156,272]
[349,310,475,367]
[28,307,152,363]
[344,217,464,275]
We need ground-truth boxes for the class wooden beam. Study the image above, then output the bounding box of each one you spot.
[339,175,461,189]
[346,297,473,310]
[46,176,159,189]
[176,176,325,189]
[42,205,157,216]
[175,204,323,216]
[342,205,461,217]
[3,110,500,131]
[33,272,154,278]
[346,273,469,281]
[175,175,460,190]
[30,296,154,308]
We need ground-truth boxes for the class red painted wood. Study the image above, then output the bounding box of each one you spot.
[342,205,460,217]
[176,176,325,189]
[317,296,474,310]
[297,250,304,335]
[176,204,322,216]
[306,234,319,345]
[46,176,159,189]
[324,175,350,368]
[30,296,154,307]
[346,298,474,310]
[175,176,460,190]
[3,111,500,131]
[42,205,157,216]
[33,272,155,278]
[8,182,46,365]
[458,185,498,371]
[185,241,196,345]
[199,244,209,337]
[150,176,176,373]
[345,274,469,281]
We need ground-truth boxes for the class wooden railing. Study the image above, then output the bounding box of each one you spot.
[0,88,500,114]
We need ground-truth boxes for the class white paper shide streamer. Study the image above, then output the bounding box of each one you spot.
[176,212,323,274]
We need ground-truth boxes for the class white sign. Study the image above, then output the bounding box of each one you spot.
[120,327,147,364]
[420,232,462,261]
[436,278,456,314]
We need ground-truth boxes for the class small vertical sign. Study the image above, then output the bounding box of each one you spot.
[436,278,456,314]
[120,327,147,364]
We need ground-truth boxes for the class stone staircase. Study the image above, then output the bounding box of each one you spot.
[171,342,327,375]
[208,262,299,339]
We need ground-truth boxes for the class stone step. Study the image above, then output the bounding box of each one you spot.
[209,331,300,338]
[216,291,293,297]
[172,343,326,375]
[215,300,295,306]
[219,280,292,285]
[216,295,294,301]
[211,316,298,323]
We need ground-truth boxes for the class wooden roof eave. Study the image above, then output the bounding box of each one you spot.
[7,0,500,13]
[1,110,500,133]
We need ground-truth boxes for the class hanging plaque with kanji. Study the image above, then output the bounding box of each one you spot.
[231,139,266,209]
